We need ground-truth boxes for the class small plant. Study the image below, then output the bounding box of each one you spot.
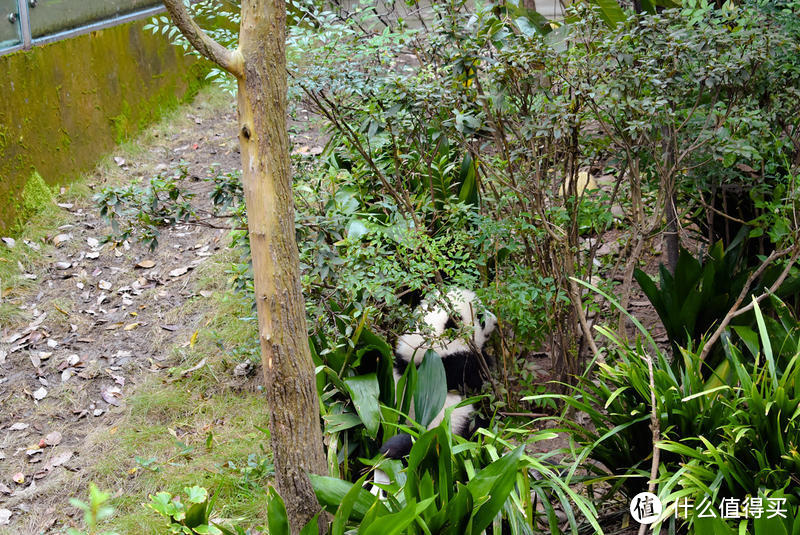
[66,483,119,535]
[146,486,222,535]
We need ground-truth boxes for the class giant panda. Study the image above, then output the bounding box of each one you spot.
[371,288,497,494]
[392,287,497,436]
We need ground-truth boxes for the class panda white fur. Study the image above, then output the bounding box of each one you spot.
[371,288,497,496]
[392,287,497,437]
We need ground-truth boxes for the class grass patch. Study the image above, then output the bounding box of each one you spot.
[83,259,268,534]
[0,187,70,321]
[90,380,271,533]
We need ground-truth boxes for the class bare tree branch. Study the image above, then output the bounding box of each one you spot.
[699,244,800,362]
[162,0,243,78]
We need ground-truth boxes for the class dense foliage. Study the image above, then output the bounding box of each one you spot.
[92,0,800,533]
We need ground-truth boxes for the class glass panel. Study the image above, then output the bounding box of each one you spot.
[0,0,21,49]
[29,0,161,39]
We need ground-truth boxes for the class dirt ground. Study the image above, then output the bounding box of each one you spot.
[0,91,246,533]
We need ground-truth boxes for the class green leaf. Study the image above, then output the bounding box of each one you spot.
[694,516,737,535]
[466,446,524,535]
[300,515,321,535]
[343,373,381,438]
[639,0,657,13]
[267,487,290,535]
[589,0,626,27]
[347,219,368,240]
[184,486,208,504]
[361,497,436,535]
[333,472,372,535]
[434,483,473,535]
[359,328,395,406]
[732,325,759,359]
[414,350,447,428]
[457,153,479,206]
[324,412,364,434]
[753,298,778,390]
[309,474,388,521]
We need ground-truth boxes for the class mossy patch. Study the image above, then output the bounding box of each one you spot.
[15,171,54,232]
[0,18,206,233]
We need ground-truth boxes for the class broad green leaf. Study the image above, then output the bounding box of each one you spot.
[324,412,364,434]
[457,153,479,206]
[300,515,320,535]
[466,446,524,535]
[358,329,395,406]
[347,219,368,240]
[589,0,626,27]
[732,325,759,360]
[333,472,371,535]
[361,497,436,535]
[267,487,290,535]
[309,474,388,521]
[343,374,381,438]
[414,350,447,428]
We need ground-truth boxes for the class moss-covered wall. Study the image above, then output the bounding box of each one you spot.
[0,19,206,233]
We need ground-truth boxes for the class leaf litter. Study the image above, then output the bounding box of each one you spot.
[0,91,244,531]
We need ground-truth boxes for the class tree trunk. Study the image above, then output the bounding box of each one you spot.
[661,126,679,273]
[237,2,327,531]
[161,1,327,532]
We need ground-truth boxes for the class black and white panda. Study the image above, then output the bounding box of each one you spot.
[371,288,497,494]
[392,287,497,437]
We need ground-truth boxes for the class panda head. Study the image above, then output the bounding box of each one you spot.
[395,288,497,365]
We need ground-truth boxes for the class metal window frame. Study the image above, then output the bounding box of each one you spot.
[1,2,165,57]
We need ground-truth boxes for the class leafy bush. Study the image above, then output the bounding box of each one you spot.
[535,283,800,531]
[634,234,751,360]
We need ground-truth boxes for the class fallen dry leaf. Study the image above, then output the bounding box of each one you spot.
[0,509,11,525]
[49,450,73,468]
[9,422,29,431]
[44,431,62,447]
[53,234,72,246]
[33,387,48,401]
[123,322,140,331]
[101,386,122,406]
[169,266,189,277]
[136,259,156,269]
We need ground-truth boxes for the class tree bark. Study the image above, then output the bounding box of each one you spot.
[661,125,679,273]
[162,1,327,532]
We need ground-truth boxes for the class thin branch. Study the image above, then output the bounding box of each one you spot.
[699,245,800,362]
[638,349,660,535]
[162,0,243,78]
